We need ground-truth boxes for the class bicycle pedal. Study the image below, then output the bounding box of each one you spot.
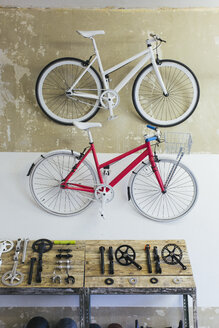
[108,115,118,120]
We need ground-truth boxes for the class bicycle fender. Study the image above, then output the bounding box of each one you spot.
[26,150,81,176]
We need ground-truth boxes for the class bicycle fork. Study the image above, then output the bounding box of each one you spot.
[149,46,168,96]
[164,148,184,188]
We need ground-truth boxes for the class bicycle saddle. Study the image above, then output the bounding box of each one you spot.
[73,120,102,130]
[76,30,105,38]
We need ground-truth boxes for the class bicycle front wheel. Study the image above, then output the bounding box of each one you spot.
[29,150,97,216]
[129,159,198,221]
[132,60,200,127]
[36,58,103,124]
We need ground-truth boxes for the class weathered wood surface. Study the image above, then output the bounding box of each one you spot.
[84,240,195,290]
[0,240,85,289]
[0,239,196,292]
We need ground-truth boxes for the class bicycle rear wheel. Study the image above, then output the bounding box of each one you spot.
[36,58,103,124]
[29,150,97,216]
[132,60,200,127]
[129,158,197,221]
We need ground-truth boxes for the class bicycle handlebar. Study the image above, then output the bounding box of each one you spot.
[147,124,157,131]
[149,33,166,43]
[145,125,161,142]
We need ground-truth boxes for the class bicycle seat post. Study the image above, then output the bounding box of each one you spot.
[86,129,93,143]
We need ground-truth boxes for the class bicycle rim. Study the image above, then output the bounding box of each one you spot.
[133,60,199,127]
[129,159,198,221]
[36,58,103,124]
[29,151,97,216]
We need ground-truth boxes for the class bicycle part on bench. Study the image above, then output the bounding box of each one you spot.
[0,240,14,268]
[115,245,142,270]
[22,238,29,264]
[56,253,72,259]
[65,265,75,284]
[56,261,75,284]
[56,260,71,265]
[144,244,152,273]
[56,265,73,270]
[51,270,61,283]
[32,239,53,283]
[57,248,72,253]
[99,246,105,274]
[105,277,114,285]
[28,257,37,285]
[161,244,187,270]
[153,246,162,274]
[2,238,24,286]
[109,246,114,274]
[95,184,114,219]
[129,277,137,285]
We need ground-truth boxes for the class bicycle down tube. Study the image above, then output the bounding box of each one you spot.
[61,141,165,193]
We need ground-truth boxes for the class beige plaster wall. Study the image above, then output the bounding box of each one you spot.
[0,7,218,153]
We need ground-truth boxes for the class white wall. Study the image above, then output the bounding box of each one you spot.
[0,151,218,309]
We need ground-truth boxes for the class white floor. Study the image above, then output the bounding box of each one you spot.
[0,152,218,308]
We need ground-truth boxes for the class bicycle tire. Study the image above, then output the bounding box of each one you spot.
[29,150,97,216]
[36,57,103,125]
[132,60,200,127]
[128,158,198,221]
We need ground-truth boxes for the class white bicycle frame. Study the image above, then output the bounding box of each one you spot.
[67,36,168,118]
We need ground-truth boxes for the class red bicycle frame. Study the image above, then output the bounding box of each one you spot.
[61,140,165,193]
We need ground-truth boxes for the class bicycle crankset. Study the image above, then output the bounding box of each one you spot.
[32,239,53,282]
[161,243,187,270]
[100,89,120,109]
[115,245,142,270]
[0,240,14,267]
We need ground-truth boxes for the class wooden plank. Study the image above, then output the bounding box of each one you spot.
[0,240,85,289]
[84,240,193,278]
[85,275,196,289]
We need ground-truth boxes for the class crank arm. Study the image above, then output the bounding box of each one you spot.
[145,244,152,273]
[125,255,142,270]
[108,247,114,275]
[99,246,105,274]
[36,259,42,283]
[173,255,187,270]
[22,238,29,264]
[28,257,36,285]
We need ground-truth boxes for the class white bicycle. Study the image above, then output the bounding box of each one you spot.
[36,31,200,127]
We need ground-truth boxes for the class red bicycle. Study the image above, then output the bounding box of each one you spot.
[28,123,197,221]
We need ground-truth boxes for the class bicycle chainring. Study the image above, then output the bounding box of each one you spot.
[0,240,14,253]
[161,243,183,265]
[100,90,120,109]
[95,185,114,203]
[32,239,53,253]
[115,245,136,266]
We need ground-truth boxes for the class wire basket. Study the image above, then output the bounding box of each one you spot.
[164,132,192,154]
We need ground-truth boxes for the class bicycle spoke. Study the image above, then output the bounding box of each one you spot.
[133,60,199,126]
[130,159,197,221]
[36,59,102,123]
[30,152,97,216]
